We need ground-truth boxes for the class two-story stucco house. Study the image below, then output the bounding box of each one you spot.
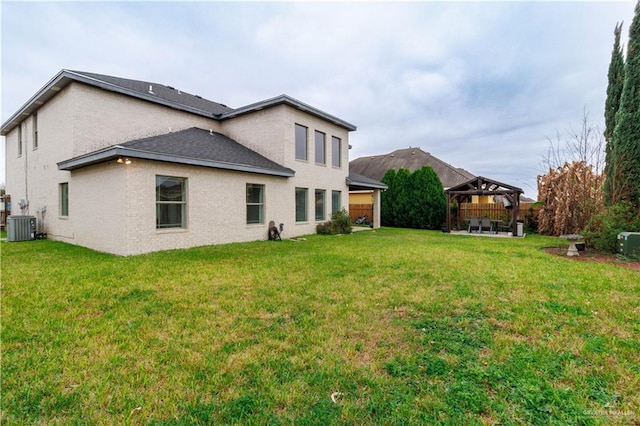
[1,70,384,255]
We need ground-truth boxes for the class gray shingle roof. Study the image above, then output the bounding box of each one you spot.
[347,172,388,190]
[69,70,234,116]
[2,69,357,134]
[58,127,295,177]
[349,147,476,188]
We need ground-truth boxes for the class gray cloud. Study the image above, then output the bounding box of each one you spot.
[2,1,636,197]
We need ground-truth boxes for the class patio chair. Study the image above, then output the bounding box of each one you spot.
[468,217,480,233]
[268,220,281,241]
[498,219,513,233]
[480,217,492,233]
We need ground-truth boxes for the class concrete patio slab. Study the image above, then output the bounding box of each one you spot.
[448,230,525,238]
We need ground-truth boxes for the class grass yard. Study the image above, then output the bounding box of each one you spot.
[1,228,639,425]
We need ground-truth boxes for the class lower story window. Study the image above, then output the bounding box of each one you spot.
[332,190,341,214]
[295,187,308,222]
[156,175,187,229]
[59,182,69,216]
[246,183,264,224]
[315,189,325,221]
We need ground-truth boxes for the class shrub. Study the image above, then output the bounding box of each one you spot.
[381,166,446,229]
[316,209,353,235]
[583,201,640,252]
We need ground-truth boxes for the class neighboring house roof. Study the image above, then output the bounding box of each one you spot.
[57,127,295,177]
[349,147,475,188]
[1,70,356,135]
[346,172,388,191]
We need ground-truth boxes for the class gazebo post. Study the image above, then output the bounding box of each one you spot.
[512,190,521,236]
[446,192,451,231]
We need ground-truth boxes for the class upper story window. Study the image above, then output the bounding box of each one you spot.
[246,183,265,224]
[156,175,187,229]
[295,124,308,161]
[18,124,23,157]
[332,136,341,168]
[315,131,326,165]
[33,112,38,150]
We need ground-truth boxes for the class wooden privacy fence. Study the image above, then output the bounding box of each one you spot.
[458,202,541,222]
[349,204,373,222]
[0,195,10,230]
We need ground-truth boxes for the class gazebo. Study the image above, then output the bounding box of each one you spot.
[445,176,524,236]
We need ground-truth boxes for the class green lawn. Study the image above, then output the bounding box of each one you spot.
[1,228,639,425]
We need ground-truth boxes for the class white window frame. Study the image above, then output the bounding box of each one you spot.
[332,136,341,168]
[33,112,38,150]
[295,187,308,222]
[246,183,265,225]
[59,182,69,217]
[315,189,326,221]
[315,131,326,165]
[156,175,187,229]
[295,124,308,161]
[332,190,341,214]
[17,124,23,157]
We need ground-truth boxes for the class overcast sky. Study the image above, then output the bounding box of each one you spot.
[1,1,637,197]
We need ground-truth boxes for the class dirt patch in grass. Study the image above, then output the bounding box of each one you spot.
[543,247,640,271]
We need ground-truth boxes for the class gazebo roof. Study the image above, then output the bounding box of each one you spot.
[445,176,523,196]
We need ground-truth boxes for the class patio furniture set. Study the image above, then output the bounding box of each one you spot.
[467,217,512,234]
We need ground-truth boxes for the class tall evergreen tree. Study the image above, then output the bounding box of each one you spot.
[612,0,640,208]
[393,168,412,227]
[407,166,446,229]
[381,169,397,226]
[380,167,446,229]
[603,22,625,204]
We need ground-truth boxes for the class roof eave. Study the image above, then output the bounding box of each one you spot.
[57,146,295,177]
[346,177,388,190]
[1,70,71,135]
[221,95,357,131]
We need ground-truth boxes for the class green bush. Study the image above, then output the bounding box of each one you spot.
[316,209,353,235]
[583,201,640,252]
[524,201,543,234]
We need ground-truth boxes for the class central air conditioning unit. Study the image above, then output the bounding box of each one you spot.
[618,232,640,259]
[7,215,37,242]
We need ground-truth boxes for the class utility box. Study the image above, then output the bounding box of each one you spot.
[7,215,36,242]
[618,232,640,258]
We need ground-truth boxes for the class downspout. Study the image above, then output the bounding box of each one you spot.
[23,122,30,215]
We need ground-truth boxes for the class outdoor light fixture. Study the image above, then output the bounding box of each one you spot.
[116,157,132,165]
